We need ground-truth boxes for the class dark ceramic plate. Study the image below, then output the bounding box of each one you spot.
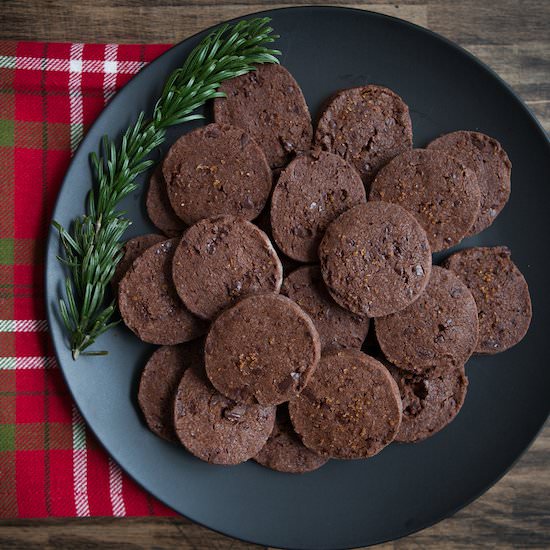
[46,6,550,549]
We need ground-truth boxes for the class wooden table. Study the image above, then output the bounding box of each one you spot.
[2,1,549,548]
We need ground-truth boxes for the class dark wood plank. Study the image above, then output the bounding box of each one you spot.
[2,0,548,128]
[0,1,428,43]
[0,1,548,548]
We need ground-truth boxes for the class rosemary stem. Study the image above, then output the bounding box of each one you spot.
[54,18,280,359]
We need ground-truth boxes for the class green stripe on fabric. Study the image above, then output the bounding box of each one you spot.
[0,358,16,370]
[0,321,15,333]
[0,424,15,451]
[70,123,83,153]
[72,415,86,451]
[0,56,16,69]
[0,120,14,147]
[0,239,14,265]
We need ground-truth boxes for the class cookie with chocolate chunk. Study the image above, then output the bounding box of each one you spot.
[205,293,321,406]
[375,266,479,374]
[214,64,313,169]
[315,85,413,187]
[387,362,468,442]
[118,239,206,344]
[163,123,271,225]
[174,365,275,465]
[289,349,402,459]
[319,202,432,317]
[427,131,511,235]
[255,404,328,473]
[442,246,531,354]
[369,149,481,252]
[172,215,283,320]
[270,150,366,262]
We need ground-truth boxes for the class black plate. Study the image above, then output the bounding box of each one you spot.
[46,7,550,549]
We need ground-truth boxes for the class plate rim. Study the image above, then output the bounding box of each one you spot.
[45,5,550,549]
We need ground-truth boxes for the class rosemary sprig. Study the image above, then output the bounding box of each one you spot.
[54,18,280,359]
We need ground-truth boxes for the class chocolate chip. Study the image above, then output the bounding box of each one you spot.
[206,126,221,138]
[240,133,250,148]
[223,404,247,422]
[206,239,216,254]
[242,196,255,209]
[481,338,501,349]
[417,347,434,359]
[282,140,295,152]
[411,381,429,400]
[277,376,294,392]
[293,225,312,238]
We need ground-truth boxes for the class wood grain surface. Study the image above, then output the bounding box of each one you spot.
[1,1,549,548]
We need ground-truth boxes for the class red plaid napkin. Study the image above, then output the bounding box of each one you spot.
[0,41,179,517]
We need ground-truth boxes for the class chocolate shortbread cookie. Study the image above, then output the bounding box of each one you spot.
[172,215,283,320]
[214,64,313,169]
[289,349,402,459]
[270,150,366,262]
[369,149,481,252]
[319,202,432,317]
[443,246,532,354]
[205,294,321,406]
[315,85,413,187]
[163,123,271,225]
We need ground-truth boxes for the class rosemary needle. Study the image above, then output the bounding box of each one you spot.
[54,17,280,359]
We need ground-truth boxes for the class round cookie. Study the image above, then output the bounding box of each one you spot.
[138,340,203,442]
[214,64,313,169]
[282,266,369,351]
[112,233,165,288]
[442,246,532,354]
[369,149,481,252]
[289,349,402,459]
[387,362,468,443]
[315,85,413,187]
[270,150,366,262]
[375,266,479,374]
[254,404,328,473]
[205,294,321,406]
[146,166,186,237]
[427,131,511,235]
[163,123,271,225]
[118,239,206,345]
[172,215,283,320]
[174,366,276,465]
[319,202,432,317]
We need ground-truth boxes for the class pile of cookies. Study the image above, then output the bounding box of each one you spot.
[116,64,532,473]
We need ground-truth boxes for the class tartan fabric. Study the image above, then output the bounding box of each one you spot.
[0,41,178,517]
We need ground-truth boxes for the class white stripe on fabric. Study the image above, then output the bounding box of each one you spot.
[69,43,85,154]
[0,356,56,370]
[108,458,126,517]
[103,44,118,104]
[72,405,90,517]
[0,55,143,74]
